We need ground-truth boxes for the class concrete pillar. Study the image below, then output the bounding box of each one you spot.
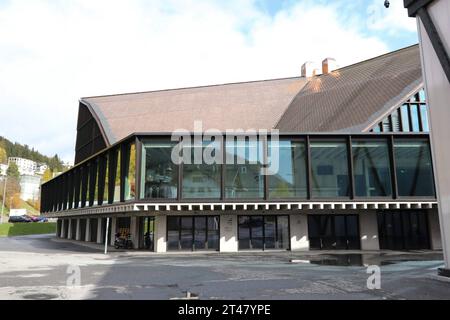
[359,211,380,251]
[154,215,167,253]
[429,209,443,250]
[68,219,73,240]
[414,0,450,272]
[219,215,238,252]
[290,214,309,251]
[75,219,81,241]
[130,216,139,249]
[85,219,91,242]
[60,219,66,238]
[96,218,103,244]
[109,217,116,246]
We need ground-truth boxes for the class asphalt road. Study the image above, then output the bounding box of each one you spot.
[0,234,449,300]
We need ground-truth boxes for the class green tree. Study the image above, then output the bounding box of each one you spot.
[0,147,7,164]
[7,162,20,179]
[42,168,53,183]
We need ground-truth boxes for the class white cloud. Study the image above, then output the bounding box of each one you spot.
[0,0,398,163]
[366,0,417,34]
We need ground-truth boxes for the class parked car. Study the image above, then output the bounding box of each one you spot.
[35,216,49,223]
[8,215,32,223]
[24,215,40,222]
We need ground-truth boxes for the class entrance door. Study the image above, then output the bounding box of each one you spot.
[377,211,430,250]
[139,217,155,250]
[308,215,361,250]
[238,216,290,251]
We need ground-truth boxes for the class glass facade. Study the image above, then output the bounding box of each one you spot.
[125,143,136,201]
[394,140,435,197]
[225,138,264,199]
[183,140,221,199]
[141,141,178,199]
[371,89,430,133]
[41,134,436,213]
[268,140,307,199]
[310,141,349,198]
[352,140,392,197]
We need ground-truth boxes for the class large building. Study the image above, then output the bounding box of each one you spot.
[41,44,442,253]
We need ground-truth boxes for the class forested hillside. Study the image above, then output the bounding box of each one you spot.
[0,136,66,172]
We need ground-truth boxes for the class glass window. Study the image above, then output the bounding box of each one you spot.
[419,89,426,102]
[410,104,420,132]
[352,140,392,197]
[207,216,220,250]
[103,155,109,204]
[394,140,435,197]
[420,105,429,132]
[382,117,391,132]
[310,141,350,198]
[125,143,136,201]
[167,217,180,251]
[114,149,121,203]
[225,138,264,199]
[194,217,207,250]
[268,140,307,199]
[141,141,178,199]
[183,139,221,199]
[391,110,401,132]
[277,216,290,250]
[401,104,411,132]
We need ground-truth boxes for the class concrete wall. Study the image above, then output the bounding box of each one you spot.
[154,215,167,253]
[429,209,443,250]
[220,215,238,252]
[290,214,309,251]
[359,211,380,251]
[130,216,139,249]
[417,0,450,268]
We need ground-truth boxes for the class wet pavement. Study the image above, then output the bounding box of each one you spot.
[0,234,449,300]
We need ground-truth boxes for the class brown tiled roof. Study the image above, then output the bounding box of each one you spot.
[81,45,423,147]
[82,77,308,145]
[276,44,423,133]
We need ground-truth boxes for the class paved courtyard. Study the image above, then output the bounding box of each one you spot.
[0,234,449,300]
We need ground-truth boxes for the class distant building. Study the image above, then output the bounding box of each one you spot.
[36,163,49,175]
[19,175,41,202]
[8,157,37,176]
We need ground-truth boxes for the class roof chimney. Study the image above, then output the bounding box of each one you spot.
[322,58,338,74]
[301,61,320,78]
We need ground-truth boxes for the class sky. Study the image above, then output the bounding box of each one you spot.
[0,0,418,164]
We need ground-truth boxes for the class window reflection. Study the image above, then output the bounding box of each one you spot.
[183,140,221,199]
[141,141,178,199]
[394,140,435,197]
[225,138,264,199]
[268,140,307,199]
[352,140,392,197]
[310,141,349,198]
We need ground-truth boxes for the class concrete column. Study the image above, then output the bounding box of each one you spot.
[75,219,81,241]
[85,219,91,242]
[109,217,116,246]
[429,209,443,250]
[130,216,139,249]
[67,219,73,240]
[154,215,167,253]
[220,215,238,253]
[60,219,66,238]
[96,218,103,244]
[290,214,309,251]
[359,211,380,251]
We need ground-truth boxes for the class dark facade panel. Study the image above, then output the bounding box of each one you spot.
[74,103,107,165]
